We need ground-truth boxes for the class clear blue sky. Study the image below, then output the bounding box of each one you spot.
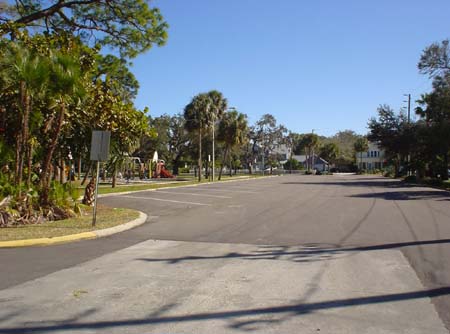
[131,0,450,137]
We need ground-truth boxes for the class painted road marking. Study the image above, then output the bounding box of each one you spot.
[121,195,211,206]
[189,188,257,194]
[155,190,232,199]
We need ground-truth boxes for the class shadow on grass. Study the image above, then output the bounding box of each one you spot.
[1,287,449,333]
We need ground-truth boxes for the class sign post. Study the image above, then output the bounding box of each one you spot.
[90,130,110,226]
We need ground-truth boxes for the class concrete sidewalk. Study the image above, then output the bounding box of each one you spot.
[0,239,447,333]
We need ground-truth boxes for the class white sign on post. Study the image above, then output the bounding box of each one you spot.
[89,131,111,226]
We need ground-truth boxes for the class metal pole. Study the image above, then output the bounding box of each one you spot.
[408,94,411,175]
[311,129,315,172]
[92,160,100,227]
[404,94,411,175]
[212,113,215,182]
[407,94,411,123]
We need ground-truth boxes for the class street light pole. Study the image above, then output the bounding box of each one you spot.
[403,94,412,176]
[311,129,315,172]
[212,111,215,182]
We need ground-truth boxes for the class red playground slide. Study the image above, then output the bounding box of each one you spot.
[159,168,174,178]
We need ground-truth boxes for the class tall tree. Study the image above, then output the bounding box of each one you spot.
[300,133,319,171]
[353,137,369,171]
[40,51,85,205]
[184,93,211,182]
[319,142,339,166]
[0,0,168,59]
[368,105,415,176]
[415,79,450,179]
[251,114,287,173]
[0,41,49,190]
[184,91,227,181]
[217,109,248,180]
[418,39,450,83]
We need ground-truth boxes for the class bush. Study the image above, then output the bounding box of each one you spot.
[0,177,81,227]
[178,167,190,173]
[404,175,417,183]
[283,158,301,171]
[382,167,395,178]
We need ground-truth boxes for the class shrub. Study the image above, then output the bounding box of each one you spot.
[404,175,417,183]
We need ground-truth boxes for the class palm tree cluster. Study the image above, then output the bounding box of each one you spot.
[0,33,149,225]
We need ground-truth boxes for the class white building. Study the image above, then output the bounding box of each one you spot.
[355,142,386,170]
[292,154,329,172]
[271,143,291,162]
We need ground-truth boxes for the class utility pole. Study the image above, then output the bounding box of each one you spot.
[404,94,411,123]
[403,94,411,176]
[311,129,315,172]
[212,111,215,182]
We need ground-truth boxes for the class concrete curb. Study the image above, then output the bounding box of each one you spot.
[2,176,274,248]
[0,211,148,249]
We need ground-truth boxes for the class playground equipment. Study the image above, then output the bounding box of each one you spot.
[153,160,174,178]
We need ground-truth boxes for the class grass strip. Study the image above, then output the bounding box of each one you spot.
[90,175,264,195]
[0,205,139,241]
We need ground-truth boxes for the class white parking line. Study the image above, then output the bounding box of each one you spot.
[121,195,211,206]
[192,188,257,194]
[155,190,232,199]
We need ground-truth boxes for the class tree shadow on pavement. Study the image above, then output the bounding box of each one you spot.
[134,239,450,265]
[348,190,450,201]
[282,180,403,188]
[1,287,449,333]
[136,244,349,265]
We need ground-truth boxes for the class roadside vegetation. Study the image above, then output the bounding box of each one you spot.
[366,40,450,184]
[0,206,139,241]
[1,1,448,230]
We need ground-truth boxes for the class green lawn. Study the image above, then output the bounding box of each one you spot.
[0,206,139,241]
[74,174,264,195]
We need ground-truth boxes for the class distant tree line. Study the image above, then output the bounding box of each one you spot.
[368,39,450,180]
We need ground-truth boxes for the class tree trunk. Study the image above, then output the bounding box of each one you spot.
[26,141,33,189]
[81,162,93,185]
[77,156,82,180]
[14,133,22,186]
[198,129,202,182]
[82,176,96,206]
[112,162,117,188]
[40,104,65,206]
[218,146,228,181]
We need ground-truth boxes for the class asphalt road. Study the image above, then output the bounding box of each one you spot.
[1,174,450,331]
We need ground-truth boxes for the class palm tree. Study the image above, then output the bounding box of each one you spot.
[217,110,248,180]
[207,90,227,180]
[354,137,369,171]
[40,52,84,205]
[184,90,227,181]
[300,133,319,171]
[184,93,210,181]
[0,42,50,191]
